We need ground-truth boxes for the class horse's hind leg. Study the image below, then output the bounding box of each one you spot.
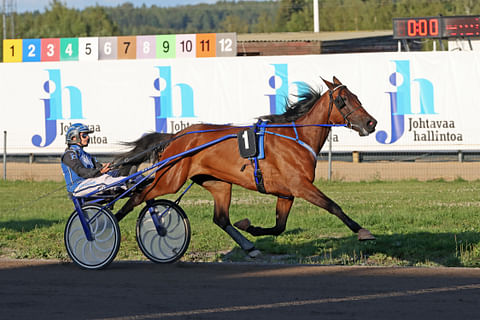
[115,165,189,222]
[297,182,375,241]
[199,179,260,257]
[114,187,153,222]
[234,197,294,236]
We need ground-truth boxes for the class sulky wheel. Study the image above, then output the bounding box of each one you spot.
[64,205,121,270]
[136,199,190,263]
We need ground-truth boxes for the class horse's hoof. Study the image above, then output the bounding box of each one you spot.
[248,249,262,258]
[234,219,251,231]
[358,228,376,241]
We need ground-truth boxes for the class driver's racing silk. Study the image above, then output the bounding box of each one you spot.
[61,144,96,193]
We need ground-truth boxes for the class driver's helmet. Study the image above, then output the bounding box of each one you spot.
[65,123,94,145]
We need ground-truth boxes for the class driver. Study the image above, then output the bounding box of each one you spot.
[61,123,126,197]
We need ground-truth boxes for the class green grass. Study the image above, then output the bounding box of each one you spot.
[1,179,480,267]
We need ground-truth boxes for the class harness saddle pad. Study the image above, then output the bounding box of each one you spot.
[237,128,258,158]
[237,120,267,159]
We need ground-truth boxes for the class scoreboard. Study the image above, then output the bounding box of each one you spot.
[2,33,237,62]
[393,15,480,39]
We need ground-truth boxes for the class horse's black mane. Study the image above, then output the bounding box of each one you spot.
[259,85,323,123]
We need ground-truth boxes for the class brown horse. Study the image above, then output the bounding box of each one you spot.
[115,77,377,257]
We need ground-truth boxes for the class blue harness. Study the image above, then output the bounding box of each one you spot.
[238,120,318,194]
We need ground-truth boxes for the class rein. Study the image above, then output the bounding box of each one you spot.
[114,123,346,168]
[258,122,344,159]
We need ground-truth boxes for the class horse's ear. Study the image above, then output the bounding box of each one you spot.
[321,77,334,90]
[333,76,342,85]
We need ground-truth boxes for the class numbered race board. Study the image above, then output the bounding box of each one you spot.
[3,33,236,62]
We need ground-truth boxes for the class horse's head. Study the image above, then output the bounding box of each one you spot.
[322,77,377,136]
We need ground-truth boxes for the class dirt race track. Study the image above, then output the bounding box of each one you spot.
[1,259,480,320]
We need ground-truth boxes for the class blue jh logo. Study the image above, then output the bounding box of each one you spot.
[376,60,436,144]
[152,66,195,133]
[266,64,309,114]
[32,69,83,147]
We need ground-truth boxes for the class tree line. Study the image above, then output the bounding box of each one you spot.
[1,0,480,57]
[5,0,480,37]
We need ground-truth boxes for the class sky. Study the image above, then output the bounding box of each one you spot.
[13,0,229,13]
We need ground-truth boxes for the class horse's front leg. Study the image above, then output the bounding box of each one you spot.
[116,163,190,222]
[296,182,375,241]
[199,179,261,257]
[234,196,294,236]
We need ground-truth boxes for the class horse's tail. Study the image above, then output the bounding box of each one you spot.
[114,132,174,175]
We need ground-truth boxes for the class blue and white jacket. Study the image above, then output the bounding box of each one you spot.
[61,145,101,192]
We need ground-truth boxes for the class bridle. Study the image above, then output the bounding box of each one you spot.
[327,84,363,129]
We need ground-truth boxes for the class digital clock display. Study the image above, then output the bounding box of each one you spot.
[393,15,480,39]
[393,17,440,39]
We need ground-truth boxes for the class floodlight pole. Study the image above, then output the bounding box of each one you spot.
[2,0,6,40]
[313,0,319,32]
[10,0,13,39]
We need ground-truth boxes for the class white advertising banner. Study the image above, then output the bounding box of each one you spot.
[1,51,479,154]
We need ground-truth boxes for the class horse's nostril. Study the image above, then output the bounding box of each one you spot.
[366,120,376,131]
